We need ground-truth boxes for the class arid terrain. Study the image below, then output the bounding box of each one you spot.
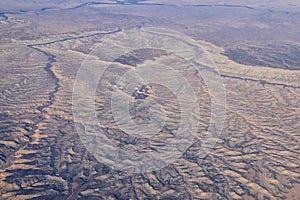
[0,0,299,199]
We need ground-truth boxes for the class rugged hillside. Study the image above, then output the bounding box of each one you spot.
[0,1,299,199]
